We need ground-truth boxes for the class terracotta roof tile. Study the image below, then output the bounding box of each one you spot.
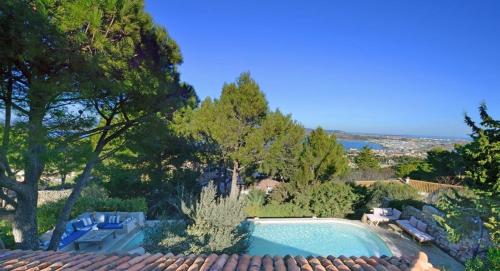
[0,250,441,271]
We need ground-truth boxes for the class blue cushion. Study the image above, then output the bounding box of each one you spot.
[58,229,91,249]
[72,220,86,230]
[65,222,75,234]
[97,222,123,230]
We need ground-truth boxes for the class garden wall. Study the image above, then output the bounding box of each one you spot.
[403,205,492,263]
[37,189,71,206]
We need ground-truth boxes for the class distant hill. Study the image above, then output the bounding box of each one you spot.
[305,128,470,143]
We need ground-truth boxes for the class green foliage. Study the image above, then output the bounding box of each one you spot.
[246,189,266,206]
[307,182,359,217]
[174,73,270,197]
[366,182,421,209]
[245,202,313,218]
[465,248,500,271]
[145,183,249,254]
[249,181,358,218]
[296,128,349,183]
[0,0,195,249]
[434,188,500,245]
[354,146,380,170]
[44,139,93,186]
[0,220,14,249]
[388,199,426,211]
[463,103,500,193]
[394,156,434,180]
[257,111,305,181]
[426,147,465,181]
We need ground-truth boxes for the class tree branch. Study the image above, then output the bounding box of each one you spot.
[0,188,17,208]
[0,175,24,194]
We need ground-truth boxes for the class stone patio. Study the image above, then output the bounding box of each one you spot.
[60,227,141,254]
[371,223,465,271]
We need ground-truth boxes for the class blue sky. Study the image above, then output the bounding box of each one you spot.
[146,0,499,138]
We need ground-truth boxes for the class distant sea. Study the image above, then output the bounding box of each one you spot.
[338,139,384,150]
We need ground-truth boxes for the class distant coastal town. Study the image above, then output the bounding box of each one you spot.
[330,130,469,160]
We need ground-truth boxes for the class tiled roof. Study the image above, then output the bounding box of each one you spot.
[0,249,439,271]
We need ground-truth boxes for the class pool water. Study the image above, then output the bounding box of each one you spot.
[248,220,392,256]
[120,231,144,252]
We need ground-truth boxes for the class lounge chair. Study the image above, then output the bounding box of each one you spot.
[396,216,435,244]
[366,208,402,226]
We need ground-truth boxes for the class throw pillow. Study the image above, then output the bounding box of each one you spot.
[409,216,418,227]
[417,221,428,232]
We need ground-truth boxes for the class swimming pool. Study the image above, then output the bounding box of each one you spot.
[119,230,144,252]
[248,219,392,256]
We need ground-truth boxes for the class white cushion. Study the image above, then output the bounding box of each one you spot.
[96,213,106,223]
[373,208,383,216]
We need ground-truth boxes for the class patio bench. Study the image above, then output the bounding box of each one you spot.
[396,216,435,244]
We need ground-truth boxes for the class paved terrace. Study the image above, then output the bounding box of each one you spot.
[0,249,440,271]
[371,223,464,271]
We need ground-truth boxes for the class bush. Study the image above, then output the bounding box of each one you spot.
[248,181,359,218]
[388,199,426,211]
[144,220,189,254]
[465,248,500,271]
[308,182,359,217]
[245,202,312,218]
[145,183,249,255]
[0,220,14,249]
[366,182,421,209]
[245,189,266,206]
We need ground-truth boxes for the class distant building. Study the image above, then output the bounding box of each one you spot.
[254,178,282,194]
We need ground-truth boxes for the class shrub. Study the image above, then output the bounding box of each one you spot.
[245,189,266,206]
[388,199,426,211]
[144,220,189,254]
[0,220,14,249]
[433,188,500,245]
[248,181,359,218]
[146,183,249,255]
[245,202,312,218]
[366,182,421,209]
[465,248,500,271]
[308,182,359,217]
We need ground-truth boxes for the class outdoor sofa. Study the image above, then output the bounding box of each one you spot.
[366,207,402,226]
[40,211,144,250]
[43,214,98,250]
[81,211,143,234]
[396,216,435,244]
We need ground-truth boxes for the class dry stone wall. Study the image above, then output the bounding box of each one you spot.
[403,205,492,263]
[37,189,72,206]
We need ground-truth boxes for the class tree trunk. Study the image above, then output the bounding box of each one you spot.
[60,174,66,188]
[229,161,239,198]
[47,156,98,250]
[13,103,46,250]
[12,189,38,250]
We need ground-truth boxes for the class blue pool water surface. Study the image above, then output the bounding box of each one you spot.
[248,221,392,256]
[120,231,144,252]
[338,139,384,150]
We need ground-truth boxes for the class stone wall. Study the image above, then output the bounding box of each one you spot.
[37,189,72,206]
[402,205,492,263]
